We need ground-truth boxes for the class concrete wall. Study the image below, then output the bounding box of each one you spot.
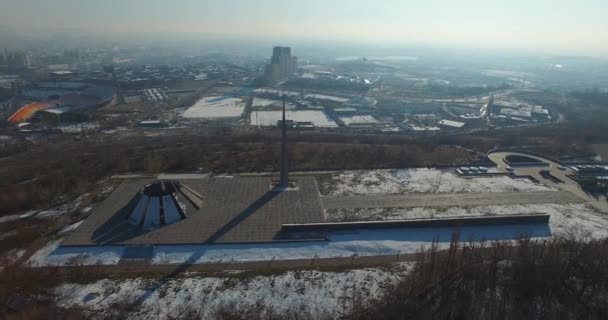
[281,214,550,232]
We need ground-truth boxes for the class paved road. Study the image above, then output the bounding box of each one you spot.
[488,151,608,213]
[322,191,582,209]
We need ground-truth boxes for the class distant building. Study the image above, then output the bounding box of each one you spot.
[0,50,30,69]
[138,120,165,128]
[49,71,76,80]
[265,46,298,83]
[438,119,466,129]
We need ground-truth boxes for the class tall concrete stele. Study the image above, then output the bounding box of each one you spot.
[279,95,289,188]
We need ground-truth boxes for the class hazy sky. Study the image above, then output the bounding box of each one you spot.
[1,0,607,55]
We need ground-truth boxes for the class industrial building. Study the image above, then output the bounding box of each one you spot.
[7,83,115,124]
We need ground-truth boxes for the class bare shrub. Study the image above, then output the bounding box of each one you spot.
[347,236,608,320]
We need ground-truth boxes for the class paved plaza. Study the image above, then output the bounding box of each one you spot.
[64,176,325,245]
[64,162,590,247]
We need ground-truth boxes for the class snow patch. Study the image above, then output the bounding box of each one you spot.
[58,123,100,134]
[35,209,67,219]
[338,115,379,126]
[0,210,37,224]
[59,220,84,235]
[28,239,124,267]
[320,169,555,196]
[182,96,245,119]
[54,267,406,320]
[250,110,338,127]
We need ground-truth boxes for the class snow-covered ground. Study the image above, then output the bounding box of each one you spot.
[54,266,407,320]
[251,97,296,109]
[0,210,37,224]
[28,239,124,267]
[304,93,349,103]
[338,115,379,126]
[59,220,84,235]
[182,96,245,119]
[327,203,608,239]
[0,194,87,224]
[320,169,555,196]
[253,88,300,97]
[58,123,100,134]
[250,110,338,127]
[35,209,67,219]
[152,224,549,265]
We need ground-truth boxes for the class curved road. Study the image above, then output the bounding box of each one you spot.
[488,151,608,213]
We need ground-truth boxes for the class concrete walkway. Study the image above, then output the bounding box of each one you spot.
[488,151,608,213]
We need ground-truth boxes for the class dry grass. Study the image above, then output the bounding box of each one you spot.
[347,236,608,320]
[4,237,608,319]
[0,132,475,215]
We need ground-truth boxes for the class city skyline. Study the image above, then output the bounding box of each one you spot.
[1,0,607,56]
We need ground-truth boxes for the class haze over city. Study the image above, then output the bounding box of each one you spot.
[1,0,608,55]
[2,1,608,319]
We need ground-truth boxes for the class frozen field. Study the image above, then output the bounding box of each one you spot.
[319,169,556,196]
[54,266,406,320]
[250,110,338,127]
[182,96,245,119]
[304,93,349,103]
[338,115,380,126]
[251,97,296,109]
[253,88,300,97]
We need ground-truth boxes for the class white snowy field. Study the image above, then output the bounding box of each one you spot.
[251,97,296,109]
[182,96,245,119]
[338,115,380,126]
[250,110,338,127]
[327,203,608,240]
[304,93,350,103]
[253,88,300,97]
[54,267,406,320]
[28,239,124,267]
[319,169,556,196]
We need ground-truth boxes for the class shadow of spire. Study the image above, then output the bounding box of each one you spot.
[204,189,281,243]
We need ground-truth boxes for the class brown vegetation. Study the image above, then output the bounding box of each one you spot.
[347,236,608,320]
[4,237,608,319]
[0,131,477,215]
